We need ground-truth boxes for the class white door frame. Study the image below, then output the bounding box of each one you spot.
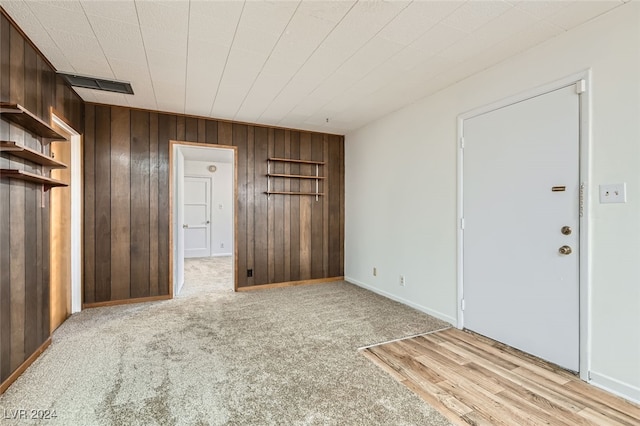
[169,141,238,296]
[456,70,592,380]
[51,114,82,314]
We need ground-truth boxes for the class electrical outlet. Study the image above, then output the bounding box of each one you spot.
[247,269,253,277]
[599,183,626,203]
[399,275,405,286]
[373,267,377,277]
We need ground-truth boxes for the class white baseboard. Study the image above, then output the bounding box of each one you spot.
[589,371,640,404]
[211,253,232,257]
[345,276,456,325]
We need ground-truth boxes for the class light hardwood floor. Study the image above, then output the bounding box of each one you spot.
[362,328,640,426]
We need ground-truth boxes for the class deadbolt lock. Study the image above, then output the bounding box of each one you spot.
[559,245,572,255]
[561,226,572,235]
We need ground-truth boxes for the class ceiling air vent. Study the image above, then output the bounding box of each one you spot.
[57,73,134,95]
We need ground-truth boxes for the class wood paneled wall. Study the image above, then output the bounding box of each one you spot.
[83,104,344,303]
[0,10,83,386]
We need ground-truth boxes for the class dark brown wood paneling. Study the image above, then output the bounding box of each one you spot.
[0,11,84,388]
[1,13,9,103]
[273,129,285,283]
[328,135,343,277]
[246,126,255,286]
[176,115,185,141]
[218,121,232,146]
[149,113,159,296]
[94,105,112,302]
[80,104,345,296]
[83,104,96,303]
[299,133,312,280]
[110,107,131,300]
[289,131,301,282]
[157,114,174,295]
[0,178,10,381]
[253,127,269,285]
[9,180,25,372]
[23,184,37,355]
[267,129,275,283]
[185,117,197,142]
[310,133,324,279]
[234,124,248,288]
[205,121,218,144]
[130,109,150,298]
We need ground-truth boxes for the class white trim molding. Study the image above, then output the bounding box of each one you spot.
[589,371,640,404]
[345,277,457,326]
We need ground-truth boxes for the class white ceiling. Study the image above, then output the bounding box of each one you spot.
[1,0,628,134]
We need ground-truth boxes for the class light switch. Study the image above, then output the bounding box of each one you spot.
[599,183,627,203]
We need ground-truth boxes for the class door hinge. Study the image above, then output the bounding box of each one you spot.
[460,137,465,149]
[460,218,465,229]
[576,79,586,94]
[461,299,465,311]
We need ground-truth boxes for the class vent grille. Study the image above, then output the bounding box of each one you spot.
[57,73,134,95]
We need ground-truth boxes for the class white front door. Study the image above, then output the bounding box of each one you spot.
[184,176,212,258]
[463,84,580,371]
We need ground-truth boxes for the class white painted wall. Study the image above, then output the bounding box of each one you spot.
[184,160,233,256]
[345,4,639,401]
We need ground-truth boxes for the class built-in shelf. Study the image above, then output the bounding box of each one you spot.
[267,173,326,180]
[265,192,326,196]
[0,103,66,141]
[268,157,325,165]
[0,141,67,168]
[266,157,324,200]
[0,169,67,190]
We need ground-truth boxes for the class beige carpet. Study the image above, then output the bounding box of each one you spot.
[0,257,452,425]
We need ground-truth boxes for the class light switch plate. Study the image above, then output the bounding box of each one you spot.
[599,183,627,203]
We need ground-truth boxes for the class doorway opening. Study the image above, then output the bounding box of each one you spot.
[457,71,591,380]
[50,113,82,332]
[169,141,237,297]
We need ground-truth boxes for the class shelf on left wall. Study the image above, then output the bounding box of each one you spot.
[0,141,67,168]
[0,103,66,141]
[0,169,68,190]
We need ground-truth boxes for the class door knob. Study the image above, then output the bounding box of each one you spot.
[206,220,210,224]
[561,226,572,235]
[559,245,572,255]
[183,224,189,229]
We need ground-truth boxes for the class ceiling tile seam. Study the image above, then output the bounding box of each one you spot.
[553,1,628,32]
[254,0,360,123]
[133,0,158,110]
[208,0,247,117]
[22,0,78,75]
[274,0,417,125]
[183,0,191,114]
[275,0,469,125]
[232,0,303,120]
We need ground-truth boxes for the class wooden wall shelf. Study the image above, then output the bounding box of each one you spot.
[0,141,67,168]
[266,157,324,200]
[0,103,66,140]
[265,191,325,196]
[268,157,325,165]
[267,173,326,180]
[0,169,67,190]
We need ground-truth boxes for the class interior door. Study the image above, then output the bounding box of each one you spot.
[463,84,580,371]
[184,176,211,258]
